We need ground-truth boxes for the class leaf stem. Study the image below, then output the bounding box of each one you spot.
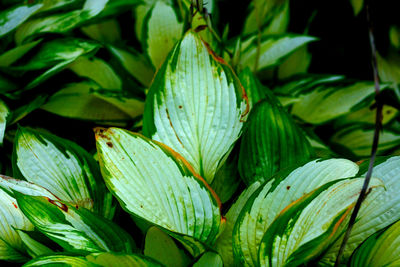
[334,2,382,266]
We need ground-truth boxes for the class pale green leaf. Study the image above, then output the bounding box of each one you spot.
[86,252,164,267]
[142,1,184,68]
[322,156,400,264]
[193,252,223,267]
[23,255,97,267]
[81,19,121,43]
[95,127,223,248]
[0,39,41,67]
[0,99,9,145]
[233,159,359,266]
[16,193,136,255]
[278,46,312,79]
[258,178,382,267]
[144,226,189,267]
[143,31,248,183]
[350,219,400,267]
[0,174,56,199]
[14,127,114,218]
[16,229,54,258]
[350,0,364,15]
[0,3,43,37]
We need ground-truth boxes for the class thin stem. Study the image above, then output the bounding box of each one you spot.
[334,1,382,266]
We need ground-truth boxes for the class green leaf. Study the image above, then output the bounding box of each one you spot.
[239,67,269,110]
[258,178,382,267]
[95,127,223,248]
[142,1,184,68]
[193,252,223,267]
[0,74,17,94]
[13,127,114,219]
[86,252,164,267]
[108,45,154,87]
[350,219,400,267]
[322,156,400,264]
[143,31,248,183]
[16,193,136,255]
[0,187,33,262]
[68,56,122,90]
[41,81,144,122]
[239,35,316,72]
[81,19,121,43]
[16,229,54,258]
[0,174,57,199]
[144,226,189,267]
[0,39,42,67]
[330,124,400,157]
[238,97,314,185]
[0,3,43,38]
[23,255,98,267]
[277,46,312,79]
[0,99,9,145]
[7,95,47,124]
[233,158,359,266]
[350,0,364,15]
[214,181,262,267]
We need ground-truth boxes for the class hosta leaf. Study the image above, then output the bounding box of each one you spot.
[13,127,114,218]
[142,1,184,68]
[0,174,56,199]
[0,187,33,262]
[143,31,248,183]
[193,252,223,267]
[239,35,316,72]
[86,252,164,267]
[16,229,53,258]
[323,156,400,264]
[238,97,314,185]
[144,226,189,267]
[258,178,382,267]
[350,0,364,15]
[95,127,223,248]
[290,81,389,124]
[108,45,154,87]
[233,158,359,266]
[214,181,262,267]
[41,81,144,122]
[0,99,9,145]
[278,46,312,79]
[331,124,400,157]
[24,255,97,267]
[0,74,17,94]
[350,219,400,267]
[81,19,121,43]
[68,56,122,90]
[0,3,43,37]
[239,67,268,110]
[7,95,47,124]
[16,194,136,255]
[0,39,41,67]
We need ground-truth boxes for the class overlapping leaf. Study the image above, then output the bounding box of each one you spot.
[13,127,114,218]
[95,127,223,248]
[233,159,359,266]
[16,194,136,255]
[238,82,314,184]
[0,99,8,145]
[258,178,382,267]
[143,31,248,183]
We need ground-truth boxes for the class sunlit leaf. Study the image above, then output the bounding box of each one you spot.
[0,99,9,145]
[16,194,136,255]
[143,31,248,183]
[193,251,223,267]
[95,127,223,250]
[233,159,359,266]
[23,255,97,267]
[13,127,114,218]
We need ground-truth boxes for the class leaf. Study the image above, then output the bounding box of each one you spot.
[350,219,400,267]
[0,3,43,38]
[23,255,97,267]
[81,19,121,44]
[258,178,382,267]
[289,81,389,124]
[322,156,400,264]
[7,95,47,124]
[13,127,114,219]
[214,181,262,267]
[330,124,400,157]
[0,174,57,199]
[108,45,154,87]
[233,158,359,266]
[16,194,136,255]
[0,99,9,145]
[68,56,122,90]
[239,35,316,72]
[350,0,364,15]
[16,229,54,258]
[144,226,189,267]
[193,252,223,267]
[0,39,42,67]
[0,74,17,94]
[142,1,184,68]
[239,67,269,110]
[95,127,223,248]
[0,187,33,262]
[278,45,312,79]
[41,81,144,122]
[86,252,164,267]
[238,97,314,185]
[143,31,248,183]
